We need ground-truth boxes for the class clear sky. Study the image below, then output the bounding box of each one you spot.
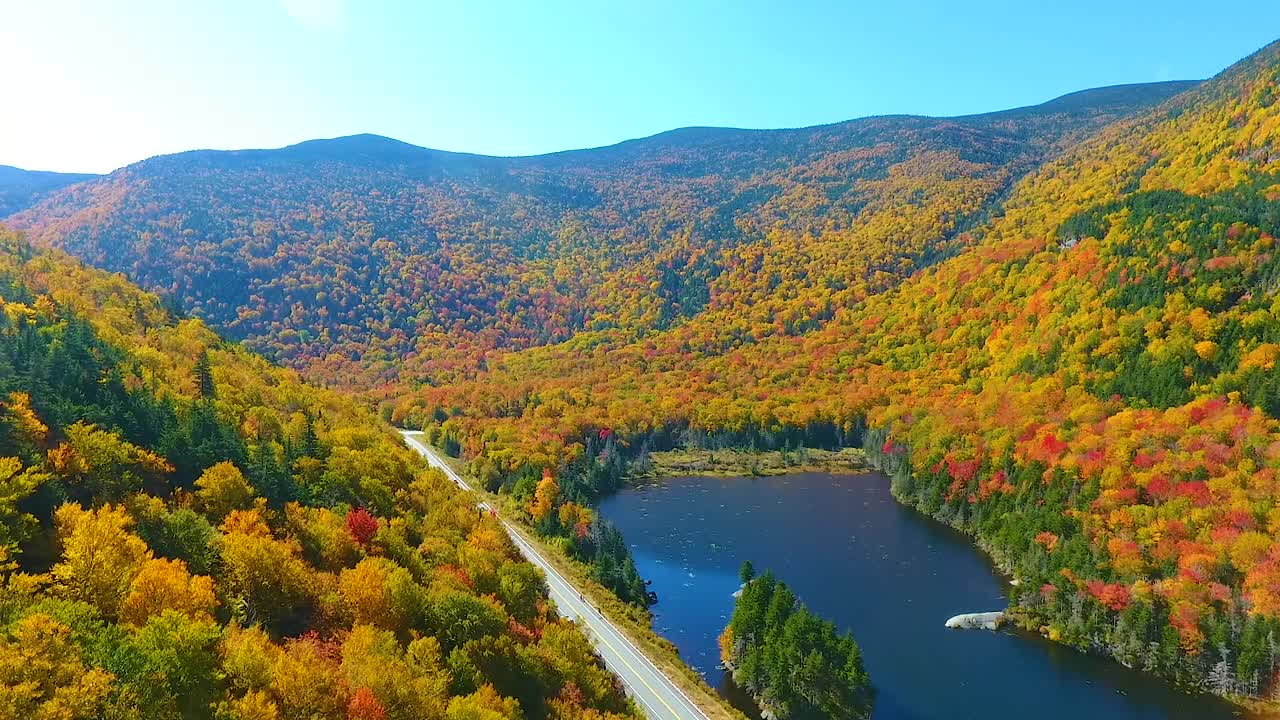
[2,0,1278,174]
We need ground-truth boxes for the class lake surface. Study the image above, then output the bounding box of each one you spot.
[596,471,1244,720]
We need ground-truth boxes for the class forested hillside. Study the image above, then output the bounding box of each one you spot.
[0,227,638,720]
[12,32,1280,711]
[386,39,1280,705]
[5,82,1192,388]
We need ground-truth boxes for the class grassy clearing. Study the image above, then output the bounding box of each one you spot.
[635,446,868,479]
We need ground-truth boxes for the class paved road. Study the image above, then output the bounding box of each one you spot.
[400,431,710,720]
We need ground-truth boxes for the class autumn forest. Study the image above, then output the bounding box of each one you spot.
[4,30,1280,720]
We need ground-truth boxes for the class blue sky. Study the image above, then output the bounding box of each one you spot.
[2,0,1278,173]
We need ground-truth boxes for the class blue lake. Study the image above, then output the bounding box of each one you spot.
[596,471,1243,720]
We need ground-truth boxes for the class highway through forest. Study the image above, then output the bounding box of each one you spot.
[400,430,711,720]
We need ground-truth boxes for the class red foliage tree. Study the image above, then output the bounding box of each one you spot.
[559,681,586,707]
[348,686,386,720]
[345,507,379,548]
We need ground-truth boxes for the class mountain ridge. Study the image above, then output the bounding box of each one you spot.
[129,79,1206,168]
[2,78,1198,389]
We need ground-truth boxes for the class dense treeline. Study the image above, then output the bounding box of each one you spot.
[6,84,1189,390]
[384,40,1280,708]
[9,37,1280,712]
[0,229,638,720]
[719,565,873,720]
[422,425,653,606]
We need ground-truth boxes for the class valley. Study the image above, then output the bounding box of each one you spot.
[3,23,1280,720]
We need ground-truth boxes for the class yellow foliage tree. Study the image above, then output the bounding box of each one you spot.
[220,505,273,538]
[445,683,524,720]
[47,422,172,500]
[119,557,217,627]
[269,640,349,720]
[340,625,451,720]
[51,503,151,619]
[0,614,115,719]
[220,529,314,632]
[337,557,422,634]
[1,392,47,453]
[221,624,281,693]
[530,470,558,523]
[219,690,281,720]
[195,461,255,520]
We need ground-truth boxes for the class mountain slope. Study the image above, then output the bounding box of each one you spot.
[6,81,1194,388]
[0,165,97,217]
[394,39,1280,705]
[0,226,642,720]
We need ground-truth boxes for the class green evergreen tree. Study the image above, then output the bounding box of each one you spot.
[724,571,873,719]
[194,350,215,401]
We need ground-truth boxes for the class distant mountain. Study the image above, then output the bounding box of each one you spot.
[0,164,97,216]
[6,80,1196,387]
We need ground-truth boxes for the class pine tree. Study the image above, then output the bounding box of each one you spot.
[194,350,215,401]
[248,437,291,506]
[301,411,321,459]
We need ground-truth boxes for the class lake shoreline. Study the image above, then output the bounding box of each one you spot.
[865,445,1265,719]
[630,446,868,480]
[598,469,1245,720]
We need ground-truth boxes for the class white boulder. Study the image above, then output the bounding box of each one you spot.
[944,611,1005,630]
